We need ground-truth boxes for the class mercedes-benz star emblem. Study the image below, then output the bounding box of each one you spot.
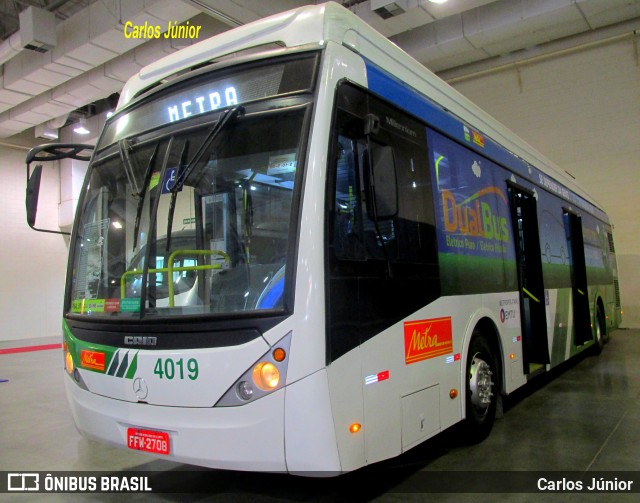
[133,377,148,400]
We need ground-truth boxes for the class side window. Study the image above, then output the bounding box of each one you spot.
[333,133,366,260]
[326,82,441,362]
[329,83,437,269]
[427,128,517,294]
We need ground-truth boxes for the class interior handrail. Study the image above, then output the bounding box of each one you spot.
[120,249,230,307]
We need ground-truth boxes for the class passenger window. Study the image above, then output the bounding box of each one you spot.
[334,134,365,260]
[327,83,440,361]
[330,83,436,268]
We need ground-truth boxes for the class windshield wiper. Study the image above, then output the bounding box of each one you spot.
[165,139,190,252]
[131,142,160,251]
[170,105,244,194]
[118,139,139,197]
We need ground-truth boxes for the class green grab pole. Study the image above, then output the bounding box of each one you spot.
[522,287,541,304]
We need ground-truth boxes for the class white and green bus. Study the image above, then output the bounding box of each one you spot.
[26,2,620,474]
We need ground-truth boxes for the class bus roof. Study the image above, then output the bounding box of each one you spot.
[118,1,602,215]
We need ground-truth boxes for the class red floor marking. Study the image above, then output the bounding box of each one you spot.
[0,343,62,355]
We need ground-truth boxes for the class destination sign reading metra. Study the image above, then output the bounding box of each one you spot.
[99,64,286,147]
[163,63,284,123]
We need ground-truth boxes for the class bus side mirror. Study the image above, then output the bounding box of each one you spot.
[365,143,398,221]
[24,143,93,236]
[26,164,43,229]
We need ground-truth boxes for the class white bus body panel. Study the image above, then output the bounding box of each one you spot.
[284,369,341,473]
[328,292,526,469]
[65,377,287,472]
[327,347,365,472]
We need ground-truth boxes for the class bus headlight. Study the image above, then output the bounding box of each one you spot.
[65,351,74,374]
[253,362,280,390]
[216,332,292,407]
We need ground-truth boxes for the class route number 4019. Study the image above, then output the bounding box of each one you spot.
[153,357,199,380]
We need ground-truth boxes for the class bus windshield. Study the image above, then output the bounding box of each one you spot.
[68,100,308,319]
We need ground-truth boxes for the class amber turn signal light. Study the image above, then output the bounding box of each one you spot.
[272,347,286,362]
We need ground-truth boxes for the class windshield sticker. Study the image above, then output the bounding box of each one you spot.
[72,298,123,314]
[75,218,110,300]
[161,167,181,194]
[104,298,121,312]
[149,171,160,191]
[120,298,141,313]
[71,299,104,314]
[268,153,297,176]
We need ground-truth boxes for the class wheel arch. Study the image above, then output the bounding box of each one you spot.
[459,310,504,441]
[461,311,505,399]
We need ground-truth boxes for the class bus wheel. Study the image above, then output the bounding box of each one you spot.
[592,309,605,355]
[463,331,498,443]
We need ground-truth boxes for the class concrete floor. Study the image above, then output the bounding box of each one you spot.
[1,328,639,502]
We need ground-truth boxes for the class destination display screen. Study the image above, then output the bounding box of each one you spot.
[99,54,317,148]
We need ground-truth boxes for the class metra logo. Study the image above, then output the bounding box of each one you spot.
[404,317,453,365]
[441,186,509,242]
[80,350,106,372]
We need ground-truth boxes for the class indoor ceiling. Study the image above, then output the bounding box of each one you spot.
[0,0,638,142]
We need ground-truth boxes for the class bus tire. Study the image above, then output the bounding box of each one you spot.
[462,330,498,444]
[592,308,606,355]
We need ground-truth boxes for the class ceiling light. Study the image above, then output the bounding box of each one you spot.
[74,118,90,135]
[35,123,58,140]
[428,0,449,4]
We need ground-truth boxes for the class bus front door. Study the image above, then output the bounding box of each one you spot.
[508,183,550,375]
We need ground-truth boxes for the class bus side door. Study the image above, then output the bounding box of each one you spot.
[508,183,550,374]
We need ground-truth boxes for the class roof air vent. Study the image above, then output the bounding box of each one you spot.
[371,0,406,20]
[19,6,56,53]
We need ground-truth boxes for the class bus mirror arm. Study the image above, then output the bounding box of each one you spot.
[24,143,94,236]
[26,143,94,164]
